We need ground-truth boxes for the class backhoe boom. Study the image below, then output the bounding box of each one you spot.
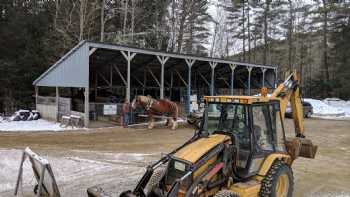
[271,71,305,137]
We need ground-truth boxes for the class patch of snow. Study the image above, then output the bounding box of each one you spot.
[324,98,350,118]
[304,98,350,120]
[0,149,150,194]
[0,119,79,132]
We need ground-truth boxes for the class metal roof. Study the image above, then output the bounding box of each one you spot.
[33,40,277,88]
[87,41,277,69]
[33,41,89,87]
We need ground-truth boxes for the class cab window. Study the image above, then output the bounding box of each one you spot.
[252,105,273,151]
[205,103,251,169]
[270,103,286,151]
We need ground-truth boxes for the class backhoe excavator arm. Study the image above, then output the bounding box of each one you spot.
[270,71,305,138]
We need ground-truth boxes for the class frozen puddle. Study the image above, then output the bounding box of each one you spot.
[0,149,155,196]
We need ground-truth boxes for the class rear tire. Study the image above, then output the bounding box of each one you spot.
[259,160,294,197]
[214,190,239,197]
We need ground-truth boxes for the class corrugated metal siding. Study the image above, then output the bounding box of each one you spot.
[34,41,89,88]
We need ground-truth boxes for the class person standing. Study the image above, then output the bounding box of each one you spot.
[122,101,130,128]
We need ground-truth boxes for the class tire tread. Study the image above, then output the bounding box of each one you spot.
[259,160,294,197]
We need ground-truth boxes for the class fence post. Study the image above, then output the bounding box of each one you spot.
[229,64,236,95]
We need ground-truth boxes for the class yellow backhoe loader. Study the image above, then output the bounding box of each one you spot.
[87,71,317,197]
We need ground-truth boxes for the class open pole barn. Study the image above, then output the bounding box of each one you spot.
[33,41,277,127]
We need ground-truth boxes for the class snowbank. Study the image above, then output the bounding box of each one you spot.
[0,119,78,132]
[304,98,350,120]
[324,98,350,117]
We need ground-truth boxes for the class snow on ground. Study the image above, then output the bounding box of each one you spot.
[304,98,350,120]
[324,99,350,117]
[0,119,78,132]
[0,149,155,196]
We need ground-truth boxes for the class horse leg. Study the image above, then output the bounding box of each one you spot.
[148,115,155,129]
[165,118,170,126]
[171,118,177,130]
[171,105,179,130]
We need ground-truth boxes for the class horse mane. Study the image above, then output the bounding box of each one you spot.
[134,95,154,108]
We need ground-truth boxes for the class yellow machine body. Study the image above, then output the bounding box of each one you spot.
[171,133,293,197]
[110,71,317,197]
[174,134,230,164]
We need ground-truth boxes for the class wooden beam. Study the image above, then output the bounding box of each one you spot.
[113,65,127,86]
[132,75,145,87]
[89,48,97,56]
[219,77,230,87]
[174,69,188,87]
[197,71,210,86]
[98,72,111,86]
[147,67,161,87]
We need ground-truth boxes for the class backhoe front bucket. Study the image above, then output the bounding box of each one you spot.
[286,138,317,159]
[299,138,318,159]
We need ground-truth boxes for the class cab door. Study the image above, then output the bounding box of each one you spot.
[246,104,275,176]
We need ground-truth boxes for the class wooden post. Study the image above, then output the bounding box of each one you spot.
[157,56,169,99]
[229,64,236,95]
[170,70,173,99]
[185,59,195,113]
[35,86,39,109]
[95,72,98,99]
[209,62,217,96]
[274,68,278,88]
[84,86,89,127]
[121,51,136,102]
[110,65,113,90]
[262,68,267,87]
[14,152,27,195]
[56,87,59,122]
[247,67,253,95]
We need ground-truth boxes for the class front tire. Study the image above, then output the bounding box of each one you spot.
[145,168,166,195]
[259,160,294,197]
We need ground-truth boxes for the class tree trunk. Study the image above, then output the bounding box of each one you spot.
[170,0,176,51]
[242,0,246,62]
[123,0,129,36]
[247,0,251,62]
[176,0,188,53]
[263,0,270,65]
[131,0,135,43]
[288,0,293,71]
[210,22,218,57]
[54,0,60,29]
[100,0,105,42]
[253,32,257,63]
[79,0,87,41]
[322,0,330,84]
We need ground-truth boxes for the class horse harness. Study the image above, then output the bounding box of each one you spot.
[144,97,154,111]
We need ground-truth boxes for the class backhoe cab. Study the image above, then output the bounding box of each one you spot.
[87,72,317,197]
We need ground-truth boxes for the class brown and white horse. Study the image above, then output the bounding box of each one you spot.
[131,95,178,130]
